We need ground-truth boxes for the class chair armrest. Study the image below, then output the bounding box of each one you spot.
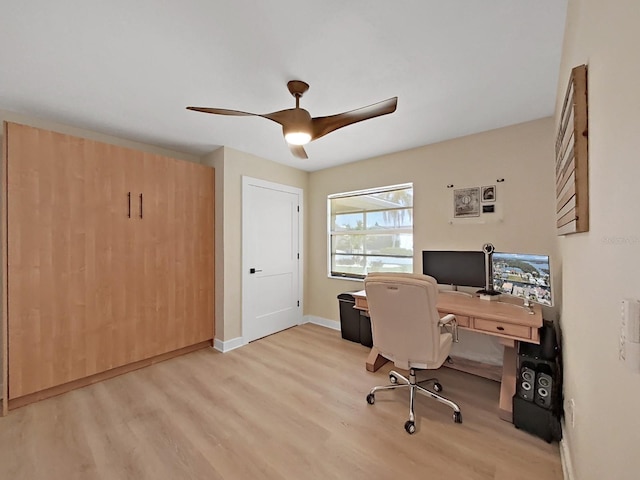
[438,314,459,343]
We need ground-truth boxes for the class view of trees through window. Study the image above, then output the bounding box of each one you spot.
[329,184,413,279]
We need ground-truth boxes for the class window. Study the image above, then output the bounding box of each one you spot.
[328,184,413,279]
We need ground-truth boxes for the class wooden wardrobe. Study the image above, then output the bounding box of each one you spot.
[1,122,214,411]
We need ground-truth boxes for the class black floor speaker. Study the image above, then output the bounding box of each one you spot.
[517,362,536,402]
[534,365,554,409]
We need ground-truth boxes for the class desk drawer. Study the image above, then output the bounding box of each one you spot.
[473,318,531,339]
[440,312,469,328]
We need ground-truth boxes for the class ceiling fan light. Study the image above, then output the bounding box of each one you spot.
[284,131,311,145]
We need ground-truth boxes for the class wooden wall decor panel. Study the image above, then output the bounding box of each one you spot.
[1,123,8,415]
[556,64,589,235]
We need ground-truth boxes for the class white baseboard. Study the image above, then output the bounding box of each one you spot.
[303,315,341,331]
[213,317,340,353]
[213,336,244,353]
[560,421,575,480]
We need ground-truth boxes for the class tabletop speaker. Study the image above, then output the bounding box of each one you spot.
[517,363,536,402]
[534,367,554,409]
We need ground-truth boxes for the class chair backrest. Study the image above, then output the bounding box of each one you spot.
[364,272,447,370]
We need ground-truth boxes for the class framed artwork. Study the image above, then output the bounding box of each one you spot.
[453,187,480,218]
[556,64,589,235]
[481,185,496,203]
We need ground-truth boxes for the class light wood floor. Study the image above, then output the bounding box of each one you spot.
[0,324,562,480]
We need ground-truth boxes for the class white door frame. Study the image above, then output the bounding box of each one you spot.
[241,176,304,344]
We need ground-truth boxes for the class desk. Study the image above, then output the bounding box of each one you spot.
[351,290,543,422]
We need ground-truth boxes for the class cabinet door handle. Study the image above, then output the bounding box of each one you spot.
[127,192,131,218]
[139,193,143,219]
[496,326,505,331]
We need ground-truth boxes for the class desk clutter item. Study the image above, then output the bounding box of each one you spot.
[513,321,562,442]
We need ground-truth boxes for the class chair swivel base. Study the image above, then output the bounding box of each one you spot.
[366,368,463,434]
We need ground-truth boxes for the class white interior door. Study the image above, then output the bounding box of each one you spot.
[242,177,302,343]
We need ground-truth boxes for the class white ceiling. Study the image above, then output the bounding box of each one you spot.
[0,1,567,172]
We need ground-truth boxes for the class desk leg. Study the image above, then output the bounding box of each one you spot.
[498,339,517,422]
[366,347,389,372]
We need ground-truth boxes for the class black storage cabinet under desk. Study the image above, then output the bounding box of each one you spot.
[337,293,373,347]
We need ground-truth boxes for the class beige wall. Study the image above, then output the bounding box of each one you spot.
[205,147,226,340]
[206,119,560,360]
[308,117,559,320]
[202,146,309,341]
[556,1,640,479]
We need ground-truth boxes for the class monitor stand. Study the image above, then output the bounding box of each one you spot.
[476,288,501,301]
[476,288,501,296]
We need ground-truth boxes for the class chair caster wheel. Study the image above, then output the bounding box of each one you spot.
[389,374,398,384]
[404,420,416,434]
[366,393,375,405]
[433,382,443,392]
[453,411,463,424]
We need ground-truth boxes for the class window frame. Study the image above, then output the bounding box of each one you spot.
[327,183,414,280]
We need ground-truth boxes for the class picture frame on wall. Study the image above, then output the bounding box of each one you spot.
[481,185,496,203]
[453,187,480,218]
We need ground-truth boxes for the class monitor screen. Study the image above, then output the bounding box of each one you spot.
[492,252,552,306]
[422,250,486,288]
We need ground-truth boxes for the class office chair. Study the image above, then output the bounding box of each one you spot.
[364,272,462,434]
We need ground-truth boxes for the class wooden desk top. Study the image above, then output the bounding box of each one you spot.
[351,289,543,343]
[436,292,542,328]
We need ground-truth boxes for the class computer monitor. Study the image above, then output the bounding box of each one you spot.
[422,250,486,289]
[492,252,552,307]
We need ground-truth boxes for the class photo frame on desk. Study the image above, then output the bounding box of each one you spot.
[556,64,589,235]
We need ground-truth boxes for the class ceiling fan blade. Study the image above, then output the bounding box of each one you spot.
[288,144,308,159]
[261,108,298,126]
[187,106,295,128]
[311,97,398,141]
[186,106,260,116]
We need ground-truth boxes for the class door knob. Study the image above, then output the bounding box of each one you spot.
[249,268,263,274]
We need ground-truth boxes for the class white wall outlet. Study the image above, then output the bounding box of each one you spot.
[621,299,640,373]
[568,398,576,428]
[623,299,640,343]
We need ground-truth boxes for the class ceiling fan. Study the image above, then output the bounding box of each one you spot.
[187,80,397,159]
